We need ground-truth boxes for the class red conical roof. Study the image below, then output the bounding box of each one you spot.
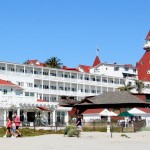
[92,56,101,67]
[136,51,150,81]
[145,31,150,40]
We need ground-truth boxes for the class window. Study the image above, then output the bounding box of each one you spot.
[51,97,56,102]
[27,83,33,87]
[43,72,49,75]
[17,82,24,86]
[133,69,136,73]
[114,67,119,71]
[10,68,15,72]
[85,89,89,93]
[3,89,7,94]
[30,93,34,97]
[71,88,76,91]
[59,87,63,90]
[91,78,95,81]
[34,71,38,74]
[43,85,49,89]
[34,84,38,88]
[147,70,150,74]
[85,77,89,80]
[50,86,56,90]
[0,66,5,70]
[25,92,29,96]
[97,78,100,82]
[146,95,150,102]
[94,68,100,73]
[50,73,56,76]
[91,90,96,93]
[20,69,24,73]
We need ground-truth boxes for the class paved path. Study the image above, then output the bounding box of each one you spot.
[0,132,150,150]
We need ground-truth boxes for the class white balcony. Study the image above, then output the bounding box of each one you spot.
[0,95,58,109]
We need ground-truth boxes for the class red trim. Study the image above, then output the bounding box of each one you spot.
[37,106,50,111]
[82,108,104,114]
[37,99,47,102]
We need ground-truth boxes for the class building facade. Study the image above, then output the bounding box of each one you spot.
[0,60,127,126]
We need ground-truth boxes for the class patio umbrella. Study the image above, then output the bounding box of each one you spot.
[118,111,135,117]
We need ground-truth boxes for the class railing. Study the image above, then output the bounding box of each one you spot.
[1,119,146,133]
[0,69,124,87]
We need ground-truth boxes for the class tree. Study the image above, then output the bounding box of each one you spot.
[134,80,144,93]
[44,57,63,69]
[118,81,134,92]
[23,60,30,64]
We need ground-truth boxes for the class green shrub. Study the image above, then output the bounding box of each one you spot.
[64,125,80,137]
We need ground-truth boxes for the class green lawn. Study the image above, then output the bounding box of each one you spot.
[0,127,64,137]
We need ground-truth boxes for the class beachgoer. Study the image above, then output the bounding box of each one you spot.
[11,120,16,138]
[76,115,82,131]
[3,117,12,137]
[13,112,22,137]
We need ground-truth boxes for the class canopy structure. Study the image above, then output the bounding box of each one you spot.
[128,108,150,117]
[118,111,135,117]
[99,109,118,116]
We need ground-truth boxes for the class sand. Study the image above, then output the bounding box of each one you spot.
[0,131,150,150]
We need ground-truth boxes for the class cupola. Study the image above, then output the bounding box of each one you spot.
[143,31,150,50]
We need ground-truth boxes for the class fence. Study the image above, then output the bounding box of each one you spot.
[0,119,146,132]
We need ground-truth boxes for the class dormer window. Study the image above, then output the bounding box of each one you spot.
[94,68,100,73]
[124,67,129,71]
[147,70,150,74]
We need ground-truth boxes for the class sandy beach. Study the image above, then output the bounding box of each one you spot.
[0,131,150,150]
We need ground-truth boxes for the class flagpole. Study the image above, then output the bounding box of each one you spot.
[96,47,99,56]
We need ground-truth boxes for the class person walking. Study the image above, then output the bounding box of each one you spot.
[11,120,16,138]
[76,115,82,131]
[3,117,12,137]
[13,112,22,137]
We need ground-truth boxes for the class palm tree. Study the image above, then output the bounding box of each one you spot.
[134,80,145,93]
[44,57,63,69]
[23,60,30,64]
[118,81,134,92]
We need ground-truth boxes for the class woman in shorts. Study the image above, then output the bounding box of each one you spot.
[3,117,12,137]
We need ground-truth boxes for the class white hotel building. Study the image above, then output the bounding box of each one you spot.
[0,56,137,126]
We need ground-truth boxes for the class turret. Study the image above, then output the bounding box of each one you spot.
[143,31,150,50]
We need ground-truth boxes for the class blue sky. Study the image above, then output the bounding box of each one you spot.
[0,0,150,67]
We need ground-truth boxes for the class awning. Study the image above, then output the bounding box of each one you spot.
[37,106,51,111]
[118,111,135,117]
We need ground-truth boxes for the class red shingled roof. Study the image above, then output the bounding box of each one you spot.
[136,51,150,81]
[0,79,16,86]
[62,66,79,72]
[137,107,150,113]
[79,65,91,73]
[82,108,104,114]
[93,56,101,67]
[27,60,46,67]
[0,79,23,89]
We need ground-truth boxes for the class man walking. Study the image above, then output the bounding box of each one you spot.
[76,115,82,131]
